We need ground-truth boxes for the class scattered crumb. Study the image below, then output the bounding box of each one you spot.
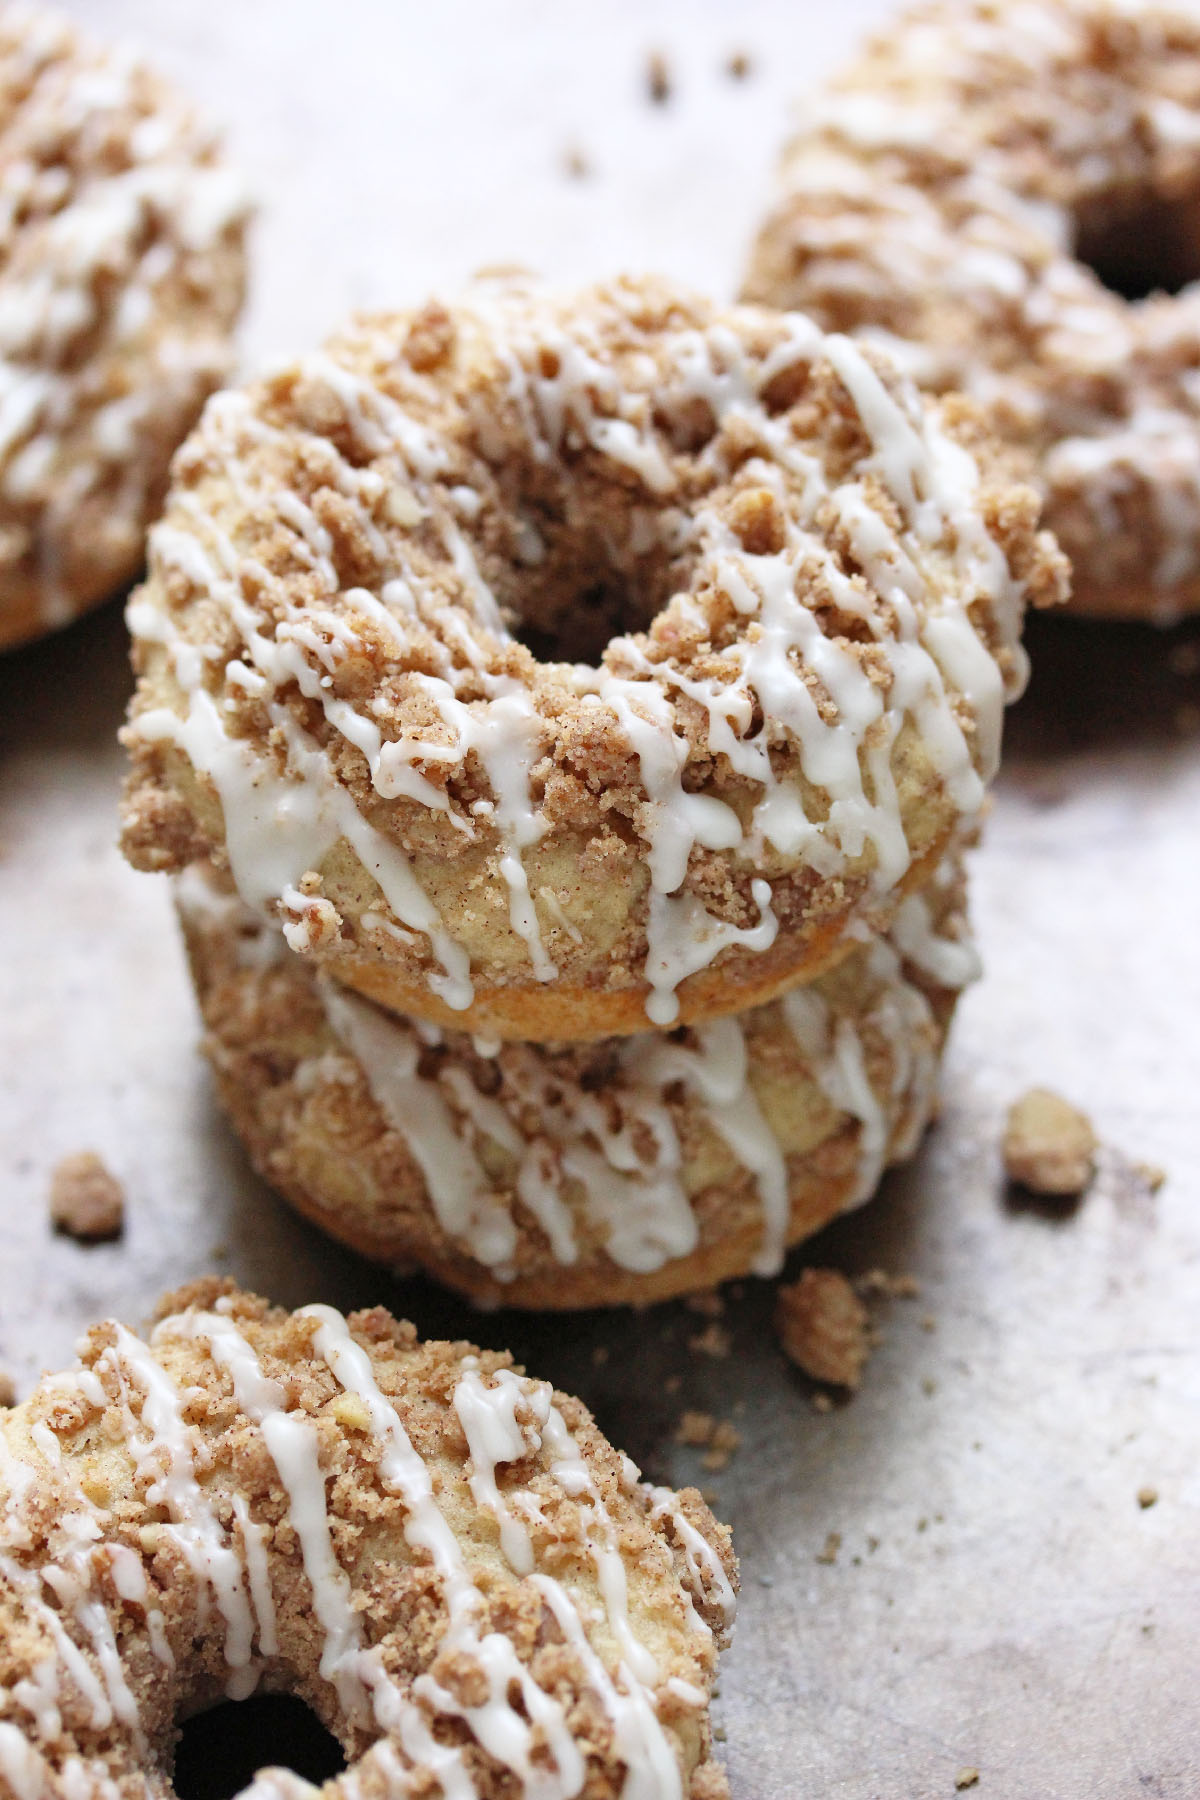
[685,1290,725,1318]
[1133,1161,1167,1193]
[713,1726,727,1743]
[676,1410,714,1447]
[856,1267,921,1299]
[591,1343,610,1366]
[674,1411,741,1470]
[1004,1088,1097,1196]
[920,1313,938,1333]
[921,1376,938,1396]
[49,1152,125,1242]
[776,1268,871,1390]
[664,1374,681,1395]
[811,1391,834,1414]
[688,1322,731,1359]
[1137,1486,1159,1509]
[724,49,754,80]
[815,1531,842,1565]
[701,1420,741,1472]
[956,1770,980,1791]
[561,143,590,180]
[646,49,672,104]
[866,1534,880,1553]
[0,1371,15,1409]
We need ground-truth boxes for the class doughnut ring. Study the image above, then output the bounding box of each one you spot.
[121,274,1063,1039]
[0,1281,736,1800]
[743,0,1200,623]
[175,854,978,1307]
[0,5,249,651]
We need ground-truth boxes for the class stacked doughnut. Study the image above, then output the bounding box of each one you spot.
[0,1281,736,1799]
[744,0,1200,623]
[0,5,249,651]
[121,274,1066,1305]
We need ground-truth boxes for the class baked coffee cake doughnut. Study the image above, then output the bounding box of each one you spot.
[0,1281,736,1799]
[0,5,249,650]
[175,855,977,1306]
[122,274,1062,1038]
[745,0,1200,621]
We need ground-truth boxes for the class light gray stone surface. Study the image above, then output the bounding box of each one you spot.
[2,4,1199,1795]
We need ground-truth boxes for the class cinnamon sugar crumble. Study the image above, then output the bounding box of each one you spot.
[1004,1088,1097,1196]
[776,1268,871,1390]
[49,1152,125,1242]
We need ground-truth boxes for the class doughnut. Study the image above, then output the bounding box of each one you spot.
[743,0,1200,623]
[120,274,1064,1040]
[0,1279,736,1800]
[174,854,978,1307]
[0,5,249,652]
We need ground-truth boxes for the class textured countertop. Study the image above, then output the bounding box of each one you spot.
[2,4,1199,1796]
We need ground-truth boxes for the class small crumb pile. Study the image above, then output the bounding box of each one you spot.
[1003,1088,1097,1196]
[676,1410,741,1472]
[775,1269,871,1390]
[49,1151,126,1242]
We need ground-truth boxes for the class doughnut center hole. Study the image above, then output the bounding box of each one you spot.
[513,572,662,665]
[1074,183,1200,301]
[173,1694,346,1800]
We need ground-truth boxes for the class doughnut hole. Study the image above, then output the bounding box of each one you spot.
[174,1695,346,1800]
[1074,180,1200,301]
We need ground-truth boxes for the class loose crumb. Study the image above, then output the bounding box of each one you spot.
[811,1391,834,1414]
[956,1770,980,1791]
[675,1410,714,1447]
[815,1531,842,1565]
[674,1409,740,1469]
[921,1376,938,1396]
[1133,1161,1167,1193]
[646,50,672,104]
[49,1152,125,1242]
[920,1313,938,1333]
[701,1420,741,1472]
[776,1268,871,1390]
[685,1290,725,1319]
[1137,1486,1159,1509]
[1004,1088,1097,1196]
[591,1343,610,1366]
[561,143,591,180]
[856,1267,921,1299]
[688,1322,731,1359]
[0,1371,15,1408]
[724,49,754,80]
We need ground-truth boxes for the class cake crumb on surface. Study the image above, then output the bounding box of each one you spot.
[676,1409,715,1447]
[646,49,672,104]
[675,1410,740,1469]
[1138,1486,1159,1509]
[688,1322,732,1359]
[49,1152,125,1242]
[725,49,754,80]
[1133,1161,1167,1193]
[0,1371,15,1408]
[856,1267,921,1299]
[955,1770,980,1791]
[815,1531,842,1565]
[777,1268,871,1389]
[1004,1088,1097,1196]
